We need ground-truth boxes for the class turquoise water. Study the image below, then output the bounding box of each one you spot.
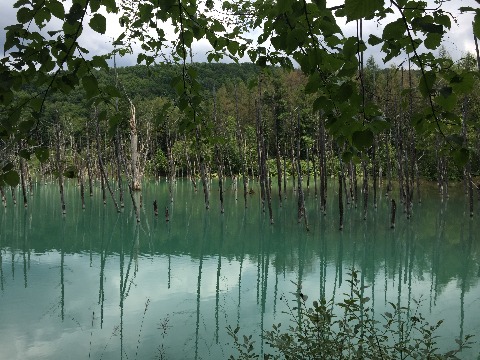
[0,179,479,359]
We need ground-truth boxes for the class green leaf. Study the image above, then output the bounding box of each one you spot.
[2,162,14,172]
[368,116,390,133]
[452,147,469,168]
[35,147,49,163]
[313,96,333,114]
[211,19,225,32]
[424,33,442,50]
[17,7,34,23]
[66,2,84,24]
[102,0,118,13]
[103,84,122,97]
[108,113,123,136]
[4,170,20,187]
[82,74,100,98]
[344,0,384,21]
[91,56,109,70]
[343,37,358,60]
[335,81,354,102]
[48,0,65,19]
[14,0,30,7]
[368,34,382,46]
[352,129,374,150]
[342,151,353,163]
[382,18,404,40]
[305,73,321,94]
[89,13,106,34]
[412,17,443,35]
[19,149,31,160]
[450,72,475,93]
[418,71,436,98]
[63,166,77,179]
[19,119,35,133]
[90,0,101,12]
[474,13,480,39]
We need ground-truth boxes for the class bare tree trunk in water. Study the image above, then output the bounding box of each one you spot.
[55,112,66,215]
[275,116,283,206]
[94,110,120,212]
[213,87,225,214]
[306,146,310,191]
[10,186,16,205]
[234,83,247,207]
[120,145,140,222]
[283,142,287,200]
[85,123,94,197]
[390,199,396,229]
[338,170,343,230]
[372,139,377,209]
[313,136,318,198]
[79,163,85,210]
[462,99,474,217]
[385,132,392,196]
[217,146,225,214]
[353,162,358,208]
[114,130,124,208]
[196,127,209,209]
[19,141,28,208]
[255,100,266,213]
[319,114,327,215]
[129,100,141,191]
[362,160,368,221]
[0,186,6,207]
[296,111,308,230]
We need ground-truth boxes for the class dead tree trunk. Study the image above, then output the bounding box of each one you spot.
[85,123,94,197]
[114,130,124,208]
[462,99,474,217]
[0,186,6,207]
[319,113,327,215]
[372,139,377,209]
[362,159,368,221]
[128,100,141,191]
[390,199,396,229]
[255,100,266,213]
[18,141,28,208]
[296,111,308,230]
[55,112,66,215]
[196,127,210,209]
[94,110,120,212]
[339,170,344,231]
[275,115,283,206]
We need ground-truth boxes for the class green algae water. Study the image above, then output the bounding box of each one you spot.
[0,179,479,359]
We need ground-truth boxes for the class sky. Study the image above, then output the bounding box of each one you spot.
[0,0,478,68]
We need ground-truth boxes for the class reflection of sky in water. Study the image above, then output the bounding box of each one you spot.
[0,181,479,359]
[1,252,479,359]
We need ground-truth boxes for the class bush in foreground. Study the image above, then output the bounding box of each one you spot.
[228,269,474,360]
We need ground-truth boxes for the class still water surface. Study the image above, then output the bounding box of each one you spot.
[0,180,479,359]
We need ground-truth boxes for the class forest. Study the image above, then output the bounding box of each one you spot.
[1,54,480,226]
[1,0,480,226]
